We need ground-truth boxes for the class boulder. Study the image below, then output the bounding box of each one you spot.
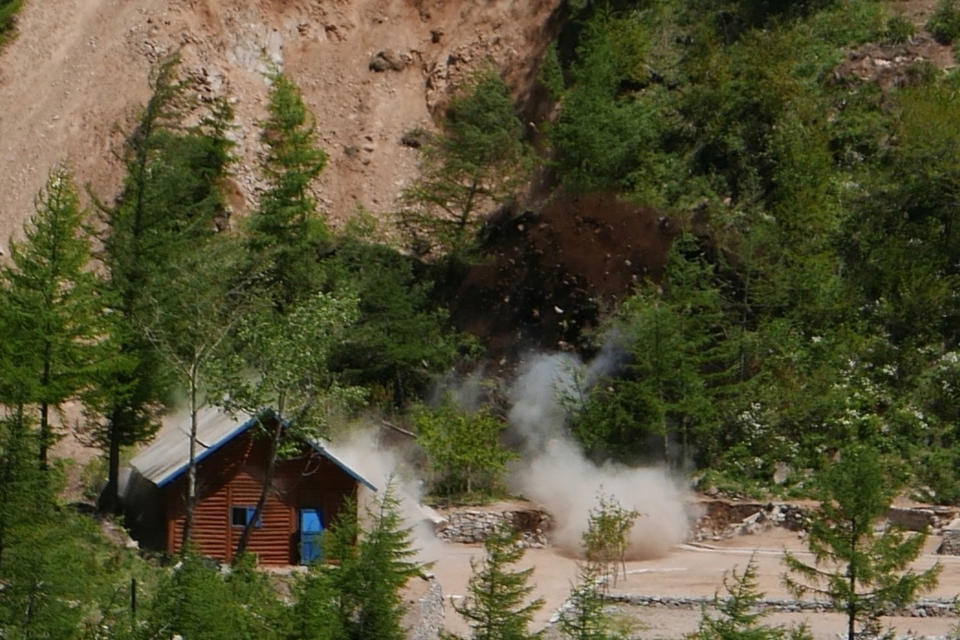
[369,50,408,72]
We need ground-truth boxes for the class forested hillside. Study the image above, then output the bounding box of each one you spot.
[1,0,960,637]
[544,0,960,499]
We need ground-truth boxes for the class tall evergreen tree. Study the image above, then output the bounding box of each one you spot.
[698,556,810,640]
[246,70,330,310]
[448,525,544,640]
[91,55,234,512]
[291,485,421,640]
[783,445,940,640]
[558,563,624,640]
[573,234,737,466]
[322,216,464,405]
[0,408,110,639]
[399,69,531,262]
[0,165,102,466]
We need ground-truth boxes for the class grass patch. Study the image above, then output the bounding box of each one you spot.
[927,0,960,44]
[0,0,23,48]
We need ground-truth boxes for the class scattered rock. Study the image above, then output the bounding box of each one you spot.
[400,127,432,149]
[773,461,792,485]
[369,49,409,72]
[405,575,444,640]
[888,506,937,532]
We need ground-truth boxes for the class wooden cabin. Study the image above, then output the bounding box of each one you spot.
[122,409,377,565]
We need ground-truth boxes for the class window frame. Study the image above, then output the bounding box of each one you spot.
[230,506,263,528]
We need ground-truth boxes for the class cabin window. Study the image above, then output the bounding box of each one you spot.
[231,506,262,528]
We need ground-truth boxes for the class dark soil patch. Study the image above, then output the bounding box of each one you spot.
[451,193,678,357]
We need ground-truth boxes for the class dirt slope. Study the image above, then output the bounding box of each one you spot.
[0,0,561,246]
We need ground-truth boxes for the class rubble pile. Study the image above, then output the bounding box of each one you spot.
[694,501,809,541]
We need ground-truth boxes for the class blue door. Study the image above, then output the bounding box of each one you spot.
[299,508,324,565]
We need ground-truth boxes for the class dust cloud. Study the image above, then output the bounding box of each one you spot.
[506,353,690,559]
[325,424,447,564]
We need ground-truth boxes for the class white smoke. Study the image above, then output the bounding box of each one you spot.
[506,352,690,559]
[325,423,447,564]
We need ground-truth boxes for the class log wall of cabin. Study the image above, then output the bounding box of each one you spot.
[163,430,358,565]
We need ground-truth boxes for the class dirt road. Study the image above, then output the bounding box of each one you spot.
[432,527,959,639]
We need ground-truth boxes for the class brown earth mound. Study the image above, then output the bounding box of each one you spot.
[451,193,678,355]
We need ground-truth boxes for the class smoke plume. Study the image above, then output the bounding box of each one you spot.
[325,423,447,563]
[506,352,690,559]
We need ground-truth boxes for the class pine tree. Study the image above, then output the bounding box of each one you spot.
[558,563,624,640]
[91,55,234,512]
[449,525,544,640]
[246,70,330,310]
[322,216,463,405]
[783,445,940,640]
[0,408,110,639]
[399,69,531,262]
[573,234,737,466]
[0,166,102,467]
[698,556,810,640]
[291,485,421,640]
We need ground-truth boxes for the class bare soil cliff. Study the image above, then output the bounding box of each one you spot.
[0,0,562,245]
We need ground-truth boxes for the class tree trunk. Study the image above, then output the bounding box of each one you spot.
[848,522,858,640]
[38,401,49,469]
[100,406,123,514]
[181,369,199,553]
[38,336,53,468]
[234,416,283,562]
[0,405,24,569]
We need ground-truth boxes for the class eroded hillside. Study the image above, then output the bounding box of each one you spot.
[0,0,561,245]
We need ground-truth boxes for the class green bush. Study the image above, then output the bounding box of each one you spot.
[926,0,960,44]
[414,402,515,502]
[0,0,23,45]
[885,14,916,44]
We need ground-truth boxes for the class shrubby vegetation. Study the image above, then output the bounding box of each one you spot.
[414,401,514,502]
[551,0,960,497]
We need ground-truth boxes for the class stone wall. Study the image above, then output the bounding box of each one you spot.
[434,508,552,547]
[405,576,445,640]
[937,520,960,556]
[602,594,957,618]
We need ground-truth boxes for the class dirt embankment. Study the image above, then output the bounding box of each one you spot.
[451,193,678,356]
[0,0,562,246]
